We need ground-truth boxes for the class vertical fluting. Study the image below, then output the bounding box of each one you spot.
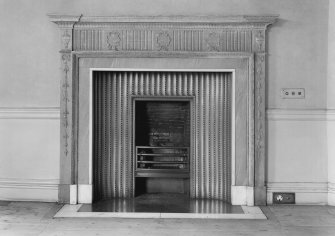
[195,73,200,197]
[118,72,123,197]
[122,72,128,197]
[93,73,98,200]
[102,73,107,198]
[107,73,112,198]
[191,74,196,197]
[210,73,214,198]
[218,74,223,198]
[226,73,232,199]
[204,73,210,198]
[200,73,205,198]
[213,74,219,199]
[114,72,119,198]
[112,72,117,197]
[127,72,133,196]
[223,73,227,200]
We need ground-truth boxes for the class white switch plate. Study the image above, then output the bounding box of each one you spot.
[281,88,305,99]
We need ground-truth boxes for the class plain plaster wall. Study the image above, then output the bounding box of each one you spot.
[0,0,330,203]
[0,119,59,201]
[327,0,335,205]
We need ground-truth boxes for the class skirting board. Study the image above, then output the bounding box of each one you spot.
[0,178,59,202]
[267,182,328,205]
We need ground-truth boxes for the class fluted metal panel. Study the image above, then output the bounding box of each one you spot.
[93,71,231,201]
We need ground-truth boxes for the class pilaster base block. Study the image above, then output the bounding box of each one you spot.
[58,184,71,203]
[254,186,267,205]
[78,184,93,204]
[231,186,254,206]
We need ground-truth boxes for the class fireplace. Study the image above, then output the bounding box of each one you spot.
[49,14,278,205]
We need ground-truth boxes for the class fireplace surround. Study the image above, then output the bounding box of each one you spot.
[49,14,278,205]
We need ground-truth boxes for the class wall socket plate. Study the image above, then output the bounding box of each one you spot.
[281,88,305,99]
[273,192,295,204]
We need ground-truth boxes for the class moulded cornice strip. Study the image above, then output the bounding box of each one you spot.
[48,14,279,25]
[0,107,60,119]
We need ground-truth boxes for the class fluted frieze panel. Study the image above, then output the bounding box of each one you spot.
[73,28,254,52]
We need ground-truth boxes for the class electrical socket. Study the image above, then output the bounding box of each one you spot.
[281,88,305,99]
[273,192,295,204]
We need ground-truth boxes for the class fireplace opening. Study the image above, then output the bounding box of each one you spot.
[92,70,232,204]
[134,100,191,197]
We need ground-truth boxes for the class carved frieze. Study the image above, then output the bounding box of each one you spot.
[73,28,255,52]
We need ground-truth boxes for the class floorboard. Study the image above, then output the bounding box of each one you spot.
[0,201,335,235]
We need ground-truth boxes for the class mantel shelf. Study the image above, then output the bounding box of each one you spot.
[48,14,279,25]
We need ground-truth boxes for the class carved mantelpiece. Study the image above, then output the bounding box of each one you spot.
[49,14,278,205]
[49,15,275,52]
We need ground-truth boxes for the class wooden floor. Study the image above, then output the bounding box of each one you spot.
[1,201,335,236]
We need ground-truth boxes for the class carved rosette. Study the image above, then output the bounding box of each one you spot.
[107,31,121,50]
[206,32,221,51]
[156,31,171,51]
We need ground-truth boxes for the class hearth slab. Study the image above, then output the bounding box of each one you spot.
[54,205,266,219]
[54,194,266,219]
[78,193,243,214]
